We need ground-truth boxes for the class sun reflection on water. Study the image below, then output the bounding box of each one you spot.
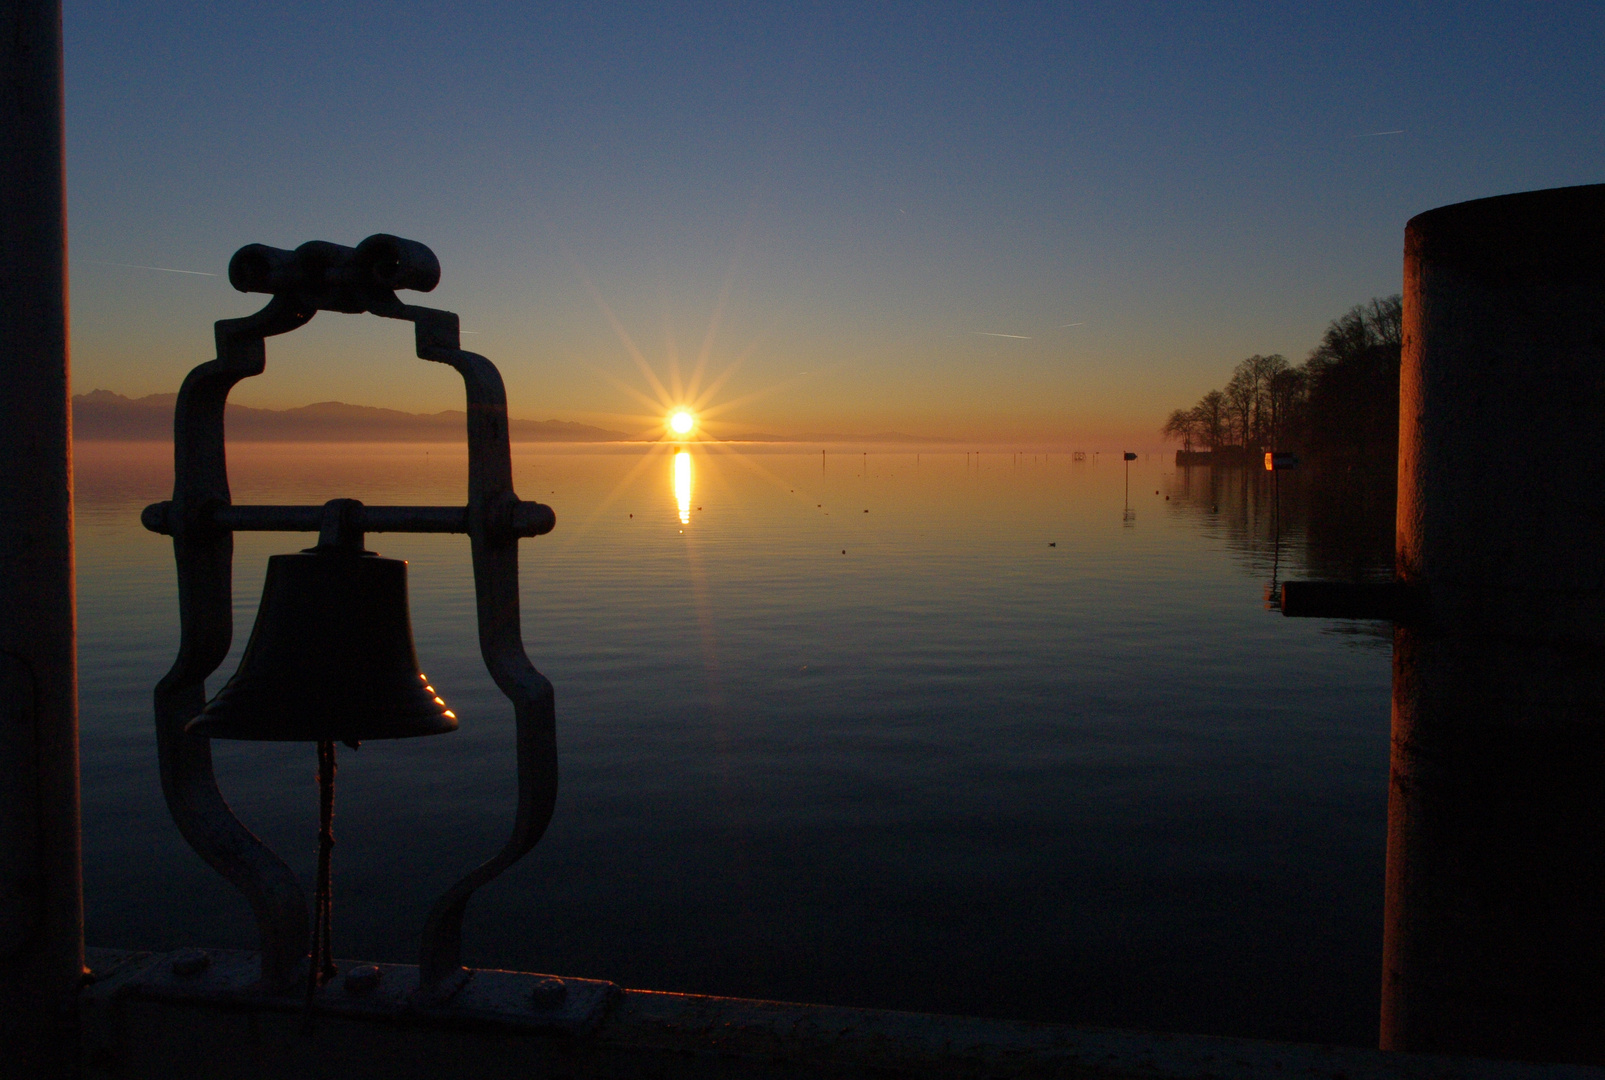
[674,450,692,525]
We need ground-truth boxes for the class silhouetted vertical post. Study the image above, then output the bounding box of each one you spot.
[0,2,83,1077]
[1384,184,1605,1064]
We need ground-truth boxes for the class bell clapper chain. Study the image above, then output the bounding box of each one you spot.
[303,739,339,1030]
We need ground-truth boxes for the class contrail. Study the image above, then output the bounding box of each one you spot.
[972,332,1032,339]
[1351,130,1404,138]
[88,260,215,276]
[1057,322,1085,328]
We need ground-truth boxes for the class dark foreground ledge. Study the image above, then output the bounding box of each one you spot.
[81,948,1603,1080]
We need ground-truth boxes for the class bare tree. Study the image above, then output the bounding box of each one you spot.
[1194,390,1228,450]
[1248,354,1288,447]
[1308,295,1402,373]
[1160,294,1397,463]
[1265,362,1307,449]
[1305,294,1403,460]
[1367,295,1402,349]
[1161,407,1200,452]
[1224,363,1258,449]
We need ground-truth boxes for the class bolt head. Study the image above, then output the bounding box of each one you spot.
[529,976,567,1009]
[343,964,382,994]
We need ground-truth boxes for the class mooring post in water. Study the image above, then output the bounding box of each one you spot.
[1382,184,1605,1064]
[0,1,84,1076]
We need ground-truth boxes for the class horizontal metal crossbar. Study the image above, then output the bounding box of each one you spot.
[140,500,556,539]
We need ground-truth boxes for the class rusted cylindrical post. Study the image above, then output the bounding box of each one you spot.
[0,2,84,1077]
[1385,184,1605,1063]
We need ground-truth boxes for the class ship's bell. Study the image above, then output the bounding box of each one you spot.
[185,546,458,742]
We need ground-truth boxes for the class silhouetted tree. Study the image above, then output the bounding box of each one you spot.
[1194,390,1229,450]
[1249,354,1289,447]
[1304,295,1401,462]
[1220,354,1294,451]
[1224,364,1256,449]
[1162,407,1200,452]
[1265,362,1307,450]
[1163,295,1398,463]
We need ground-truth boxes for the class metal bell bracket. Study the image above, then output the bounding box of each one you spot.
[142,235,558,998]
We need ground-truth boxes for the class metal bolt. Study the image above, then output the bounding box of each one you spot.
[529,976,567,1009]
[170,948,210,977]
[343,964,382,994]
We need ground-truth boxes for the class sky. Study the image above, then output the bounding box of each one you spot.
[63,2,1603,446]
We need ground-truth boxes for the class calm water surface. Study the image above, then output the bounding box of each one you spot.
[76,442,1391,1046]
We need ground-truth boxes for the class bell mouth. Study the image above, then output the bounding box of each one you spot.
[185,697,458,742]
[184,550,459,742]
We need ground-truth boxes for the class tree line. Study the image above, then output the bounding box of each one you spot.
[1163,295,1402,462]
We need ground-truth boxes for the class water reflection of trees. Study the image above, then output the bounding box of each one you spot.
[1168,462,1395,643]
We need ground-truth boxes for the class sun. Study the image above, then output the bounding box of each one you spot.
[582,269,804,445]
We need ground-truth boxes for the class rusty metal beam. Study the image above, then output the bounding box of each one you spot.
[0,1,85,1076]
[140,500,556,539]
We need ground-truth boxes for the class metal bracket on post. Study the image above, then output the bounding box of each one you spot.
[1279,581,1427,624]
[145,235,558,998]
[111,948,618,1037]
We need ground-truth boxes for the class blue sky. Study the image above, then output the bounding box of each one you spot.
[64,2,1603,443]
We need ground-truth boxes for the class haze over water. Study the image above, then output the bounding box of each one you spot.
[78,440,1390,1046]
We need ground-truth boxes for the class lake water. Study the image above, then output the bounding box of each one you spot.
[75,441,1393,1047]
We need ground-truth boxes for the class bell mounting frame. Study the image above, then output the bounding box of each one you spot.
[142,235,558,997]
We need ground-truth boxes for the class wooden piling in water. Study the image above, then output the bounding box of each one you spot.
[1384,184,1605,1064]
[0,3,84,1077]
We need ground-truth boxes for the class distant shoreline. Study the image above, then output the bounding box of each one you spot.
[73,391,1042,448]
[73,391,1148,451]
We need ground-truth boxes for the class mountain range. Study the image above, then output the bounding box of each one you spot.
[74,391,933,445]
[72,390,631,443]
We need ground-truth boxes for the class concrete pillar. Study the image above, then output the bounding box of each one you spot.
[0,2,85,1077]
[1384,184,1605,1063]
